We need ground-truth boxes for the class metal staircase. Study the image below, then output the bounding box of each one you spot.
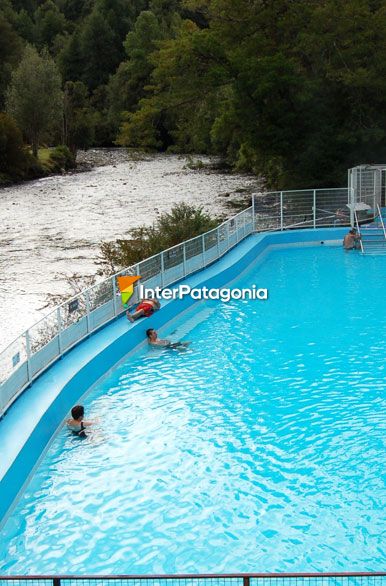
[356,205,386,254]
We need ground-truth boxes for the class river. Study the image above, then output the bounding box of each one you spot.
[0,150,259,350]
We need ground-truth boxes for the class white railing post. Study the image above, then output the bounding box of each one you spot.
[216,228,220,259]
[202,234,206,267]
[85,292,91,334]
[227,221,230,250]
[349,187,355,227]
[25,330,32,385]
[182,244,187,277]
[133,263,141,300]
[57,307,62,354]
[377,203,386,238]
[112,277,118,316]
[252,194,255,231]
[0,387,4,419]
[313,189,316,228]
[280,191,284,230]
[160,252,165,287]
[354,209,365,253]
[243,211,247,237]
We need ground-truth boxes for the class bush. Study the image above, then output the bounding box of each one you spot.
[49,145,76,170]
[0,112,39,183]
[98,202,220,274]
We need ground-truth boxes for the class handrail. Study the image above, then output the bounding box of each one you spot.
[0,207,253,358]
[0,206,256,416]
[2,189,349,356]
[259,187,349,194]
[0,573,384,579]
[353,209,365,253]
[376,203,386,239]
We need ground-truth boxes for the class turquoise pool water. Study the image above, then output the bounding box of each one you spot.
[0,245,385,574]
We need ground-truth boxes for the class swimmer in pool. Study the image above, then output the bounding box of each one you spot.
[146,328,190,349]
[343,228,361,250]
[66,405,93,438]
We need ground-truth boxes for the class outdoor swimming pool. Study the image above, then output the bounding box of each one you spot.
[0,245,385,574]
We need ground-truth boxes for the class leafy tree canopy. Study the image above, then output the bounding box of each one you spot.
[0,15,23,109]
[119,0,386,188]
[0,112,34,182]
[2,0,386,188]
[6,45,63,157]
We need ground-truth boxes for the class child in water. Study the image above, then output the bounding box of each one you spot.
[66,405,93,438]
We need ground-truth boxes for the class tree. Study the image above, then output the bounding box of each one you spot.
[118,0,386,188]
[56,0,94,22]
[94,0,140,43]
[58,28,84,82]
[0,16,23,109]
[118,18,226,151]
[6,45,63,157]
[12,9,35,43]
[34,0,67,50]
[63,81,95,153]
[108,10,168,127]
[0,113,31,183]
[79,9,121,89]
[90,84,115,145]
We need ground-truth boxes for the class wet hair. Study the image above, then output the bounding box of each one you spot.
[146,328,155,338]
[349,229,357,234]
[71,405,84,420]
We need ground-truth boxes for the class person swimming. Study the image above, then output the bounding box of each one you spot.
[343,228,361,250]
[66,405,93,438]
[146,328,190,349]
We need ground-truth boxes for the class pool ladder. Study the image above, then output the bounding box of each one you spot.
[355,204,386,255]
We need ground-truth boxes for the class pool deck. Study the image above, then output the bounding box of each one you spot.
[0,227,346,525]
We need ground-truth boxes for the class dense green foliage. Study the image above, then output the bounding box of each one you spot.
[6,45,63,156]
[44,144,76,170]
[98,202,219,273]
[119,0,386,187]
[1,0,386,186]
[0,16,23,110]
[0,112,40,183]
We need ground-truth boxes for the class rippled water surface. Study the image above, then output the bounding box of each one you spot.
[1,245,385,573]
[0,151,257,348]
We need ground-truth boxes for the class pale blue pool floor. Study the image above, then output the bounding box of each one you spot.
[0,245,385,574]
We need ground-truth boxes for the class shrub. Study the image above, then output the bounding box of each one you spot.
[0,112,37,183]
[49,145,76,170]
[98,202,220,274]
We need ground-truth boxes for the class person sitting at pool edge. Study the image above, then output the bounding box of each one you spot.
[343,228,361,250]
[126,297,161,322]
[66,405,93,438]
[146,328,190,349]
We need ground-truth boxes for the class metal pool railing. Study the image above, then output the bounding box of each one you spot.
[253,188,351,231]
[0,186,353,418]
[0,573,384,586]
[0,206,254,417]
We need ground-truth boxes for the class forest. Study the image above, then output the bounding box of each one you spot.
[1,0,386,187]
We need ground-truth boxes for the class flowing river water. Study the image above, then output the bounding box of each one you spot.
[0,150,259,350]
